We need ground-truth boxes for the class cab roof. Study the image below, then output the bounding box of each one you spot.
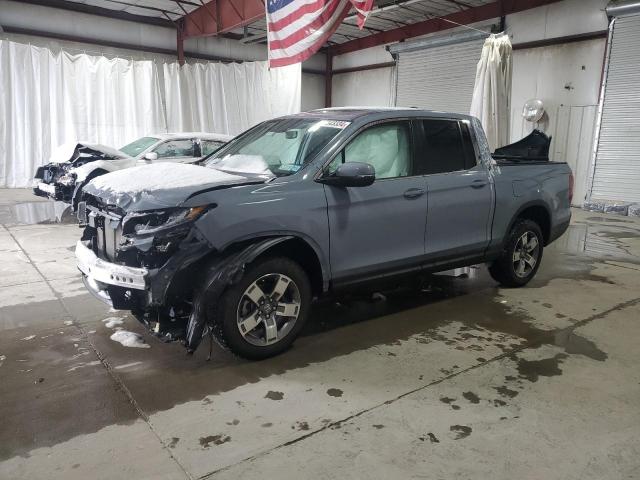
[284,107,475,122]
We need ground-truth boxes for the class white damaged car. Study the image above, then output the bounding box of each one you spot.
[33,132,232,209]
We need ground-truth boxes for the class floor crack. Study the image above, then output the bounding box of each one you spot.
[2,224,193,480]
[199,296,640,479]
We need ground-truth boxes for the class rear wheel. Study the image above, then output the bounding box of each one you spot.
[212,257,311,359]
[489,219,543,287]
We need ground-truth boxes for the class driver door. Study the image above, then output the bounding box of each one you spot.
[322,121,428,285]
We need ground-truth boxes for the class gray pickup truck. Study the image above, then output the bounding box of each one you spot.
[75,108,572,359]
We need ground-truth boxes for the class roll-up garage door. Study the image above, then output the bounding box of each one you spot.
[590,14,640,203]
[393,34,486,114]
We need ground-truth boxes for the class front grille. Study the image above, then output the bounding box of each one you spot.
[89,208,123,262]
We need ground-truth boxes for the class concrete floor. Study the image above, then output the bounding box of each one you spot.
[1,189,639,480]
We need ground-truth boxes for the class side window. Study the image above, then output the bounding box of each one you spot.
[459,123,478,169]
[153,139,195,158]
[201,140,226,156]
[326,122,411,179]
[416,120,467,175]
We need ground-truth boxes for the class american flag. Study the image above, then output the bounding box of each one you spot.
[267,0,374,68]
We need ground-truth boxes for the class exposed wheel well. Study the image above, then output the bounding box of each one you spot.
[251,238,324,296]
[516,205,550,244]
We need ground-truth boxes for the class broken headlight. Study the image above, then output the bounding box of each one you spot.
[124,206,210,236]
[58,173,77,186]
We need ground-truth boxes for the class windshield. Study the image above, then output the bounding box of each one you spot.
[120,136,159,157]
[204,118,348,177]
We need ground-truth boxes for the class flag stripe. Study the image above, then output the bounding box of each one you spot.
[267,0,372,68]
[268,0,337,41]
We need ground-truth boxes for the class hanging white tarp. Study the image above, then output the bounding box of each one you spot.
[0,40,166,188]
[162,61,300,135]
[469,33,513,151]
[0,39,301,188]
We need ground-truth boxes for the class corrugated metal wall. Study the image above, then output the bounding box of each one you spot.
[395,39,485,114]
[511,104,598,206]
[590,14,640,202]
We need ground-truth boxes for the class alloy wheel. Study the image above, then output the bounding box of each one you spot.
[512,231,540,278]
[236,273,301,347]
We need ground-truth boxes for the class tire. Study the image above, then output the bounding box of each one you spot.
[489,219,544,288]
[211,256,312,360]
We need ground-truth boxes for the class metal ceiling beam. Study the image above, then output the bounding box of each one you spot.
[15,0,175,28]
[330,0,562,56]
[182,0,265,37]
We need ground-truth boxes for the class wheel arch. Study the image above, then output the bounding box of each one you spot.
[220,234,328,296]
[507,201,552,245]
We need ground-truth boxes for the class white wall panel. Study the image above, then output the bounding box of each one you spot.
[507,0,608,44]
[301,73,325,111]
[509,39,605,205]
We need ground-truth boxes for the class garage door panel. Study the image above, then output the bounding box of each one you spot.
[395,38,485,114]
[591,14,640,202]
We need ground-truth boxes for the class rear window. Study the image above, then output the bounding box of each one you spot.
[416,120,470,175]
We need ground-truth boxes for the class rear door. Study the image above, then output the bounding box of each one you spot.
[323,120,428,284]
[416,118,493,261]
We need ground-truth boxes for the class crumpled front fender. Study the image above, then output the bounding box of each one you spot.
[185,236,295,353]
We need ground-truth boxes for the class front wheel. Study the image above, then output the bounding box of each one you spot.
[489,219,543,288]
[211,257,311,359]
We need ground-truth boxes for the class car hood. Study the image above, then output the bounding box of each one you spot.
[82,162,269,211]
[50,142,130,164]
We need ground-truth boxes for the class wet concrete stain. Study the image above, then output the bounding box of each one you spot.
[419,433,440,443]
[494,386,519,398]
[462,391,480,404]
[327,388,343,397]
[0,201,75,226]
[226,419,240,426]
[72,463,80,469]
[264,391,284,401]
[493,399,507,407]
[199,434,231,448]
[516,354,568,382]
[372,424,385,429]
[293,421,309,431]
[450,425,472,440]
[168,437,179,448]
[439,396,456,404]
[261,423,273,428]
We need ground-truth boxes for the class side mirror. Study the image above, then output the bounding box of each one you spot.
[318,161,375,187]
[144,152,158,161]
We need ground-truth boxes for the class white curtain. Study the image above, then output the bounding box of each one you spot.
[0,40,166,187]
[0,39,301,187]
[163,61,300,135]
[470,33,512,151]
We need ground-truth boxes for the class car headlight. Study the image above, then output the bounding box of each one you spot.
[123,206,210,236]
[58,173,76,186]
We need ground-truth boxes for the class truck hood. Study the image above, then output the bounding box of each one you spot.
[82,162,268,210]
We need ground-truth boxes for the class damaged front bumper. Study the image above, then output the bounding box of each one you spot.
[76,240,148,303]
[33,164,76,202]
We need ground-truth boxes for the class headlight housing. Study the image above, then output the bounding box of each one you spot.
[123,205,210,236]
[58,173,76,187]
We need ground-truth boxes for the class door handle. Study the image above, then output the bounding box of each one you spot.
[470,179,488,189]
[403,188,426,199]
